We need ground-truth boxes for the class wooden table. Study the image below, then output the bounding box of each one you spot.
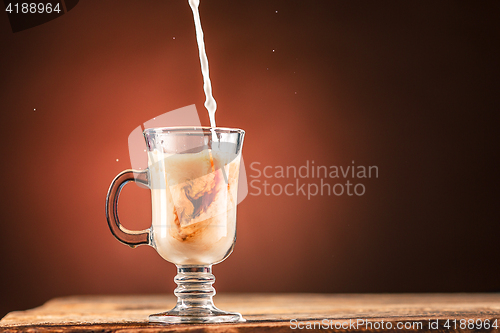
[1,293,500,332]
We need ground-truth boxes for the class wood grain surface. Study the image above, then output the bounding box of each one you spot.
[1,293,500,332]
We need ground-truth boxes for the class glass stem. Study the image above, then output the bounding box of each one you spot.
[174,265,216,310]
[149,264,244,323]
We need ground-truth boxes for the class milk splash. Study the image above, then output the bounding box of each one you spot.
[188,0,217,128]
[188,0,228,183]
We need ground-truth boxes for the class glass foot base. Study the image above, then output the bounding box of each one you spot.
[149,306,245,324]
[151,265,245,324]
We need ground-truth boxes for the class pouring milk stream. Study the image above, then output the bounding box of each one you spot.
[188,0,217,128]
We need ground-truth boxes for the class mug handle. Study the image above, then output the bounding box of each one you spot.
[105,169,151,247]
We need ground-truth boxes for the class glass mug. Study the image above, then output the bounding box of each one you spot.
[106,127,245,323]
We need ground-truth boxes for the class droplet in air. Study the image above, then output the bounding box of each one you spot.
[116,159,119,162]
[275,10,278,13]
[173,37,176,39]
[33,108,36,111]
[272,49,275,52]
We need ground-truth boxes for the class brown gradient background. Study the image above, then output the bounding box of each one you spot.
[0,0,499,318]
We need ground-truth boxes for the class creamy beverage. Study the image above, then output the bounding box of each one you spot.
[138,1,237,265]
[141,1,241,265]
[136,0,241,265]
[148,147,241,265]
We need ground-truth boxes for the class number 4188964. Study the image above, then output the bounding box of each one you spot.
[5,3,61,14]
[444,319,498,330]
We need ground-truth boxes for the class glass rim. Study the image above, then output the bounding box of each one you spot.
[143,126,245,135]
